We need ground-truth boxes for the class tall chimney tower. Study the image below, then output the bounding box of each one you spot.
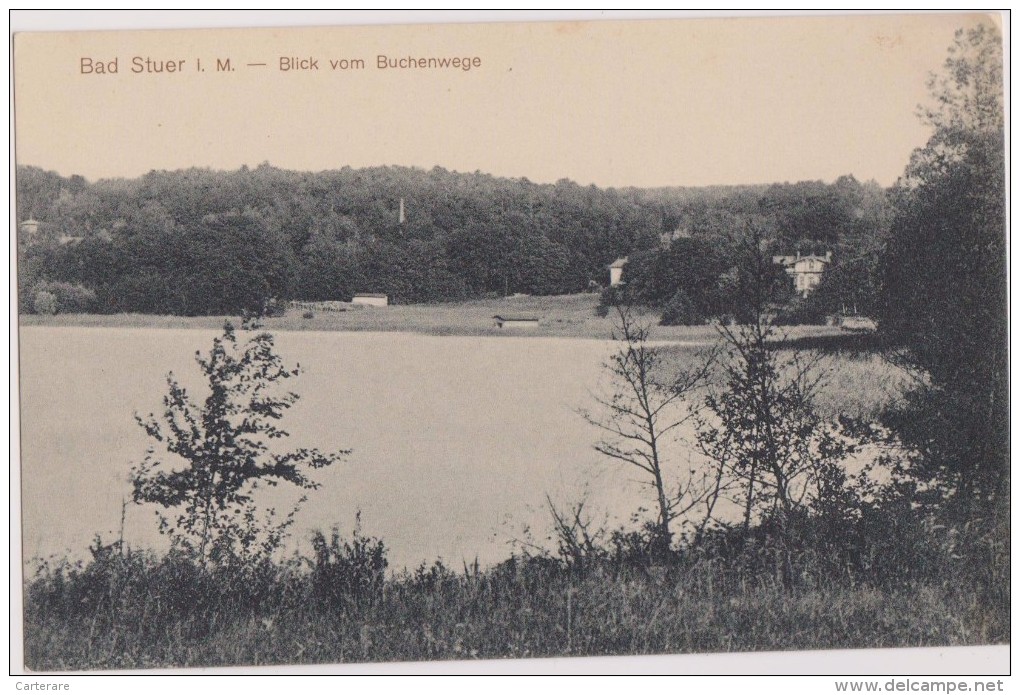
[398,198,405,224]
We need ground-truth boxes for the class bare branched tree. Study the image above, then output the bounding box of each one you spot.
[581,304,719,556]
[697,223,857,534]
[545,495,609,570]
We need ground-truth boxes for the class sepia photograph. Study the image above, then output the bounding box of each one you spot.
[10,11,1009,677]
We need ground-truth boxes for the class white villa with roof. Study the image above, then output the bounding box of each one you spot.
[772,251,832,297]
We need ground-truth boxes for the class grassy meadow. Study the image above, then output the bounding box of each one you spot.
[19,292,844,342]
[657,341,913,423]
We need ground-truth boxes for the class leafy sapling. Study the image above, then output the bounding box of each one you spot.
[131,320,348,567]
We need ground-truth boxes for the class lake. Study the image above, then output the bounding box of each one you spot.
[19,326,681,571]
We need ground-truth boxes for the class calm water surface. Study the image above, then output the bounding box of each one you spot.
[20,327,666,570]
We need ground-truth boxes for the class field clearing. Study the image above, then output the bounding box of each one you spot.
[804,352,915,421]
[19,293,846,342]
[656,342,910,423]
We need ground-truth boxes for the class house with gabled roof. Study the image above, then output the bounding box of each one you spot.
[772,251,832,297]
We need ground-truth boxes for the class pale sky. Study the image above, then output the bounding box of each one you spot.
[11,12,999,188]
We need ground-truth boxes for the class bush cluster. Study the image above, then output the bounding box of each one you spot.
[23,497,1008,671]
[27,280,97,314]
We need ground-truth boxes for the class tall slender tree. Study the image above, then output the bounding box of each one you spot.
[582,305,718,555]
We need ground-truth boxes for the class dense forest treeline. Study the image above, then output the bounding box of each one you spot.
[16,163,890,316]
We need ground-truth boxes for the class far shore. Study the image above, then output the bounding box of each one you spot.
[17,293,847,343]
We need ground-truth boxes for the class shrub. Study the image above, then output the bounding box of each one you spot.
[659,289,702,326]
[32,290,57,315]
[262,297,289,317]
[35,281,97,314]
[409,559,456,589]
[774,297,829,326]
[302,311,315,320]
[309,520,388,609]
[595,285,624,317]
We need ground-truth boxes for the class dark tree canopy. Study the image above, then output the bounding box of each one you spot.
[18,161,890,316]
[877,22,1007,511]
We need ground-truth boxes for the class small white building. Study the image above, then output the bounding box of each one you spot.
[608,257,628,287]
[493,315,539,329]
[352,293,389,307]
[772,251,832,297]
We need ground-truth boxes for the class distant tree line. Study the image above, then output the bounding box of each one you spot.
[17,162,890,317]
[17,165,649,314]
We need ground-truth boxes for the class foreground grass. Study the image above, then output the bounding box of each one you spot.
[24,560,1003,671]
[19,293,845,342]
[26,502,1009,673]
[21,567,995,673]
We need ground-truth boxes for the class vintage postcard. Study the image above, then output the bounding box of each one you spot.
[11,11,1009,676]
